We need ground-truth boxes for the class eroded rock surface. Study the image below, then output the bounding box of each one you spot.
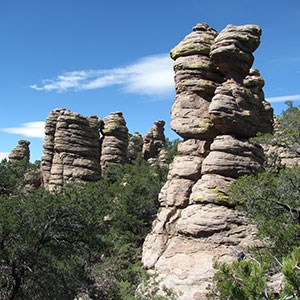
[41,108,102,190]
[142,22,273,299]
[143,120,168,165]
[100,112,129,171]
[8,140,30,163]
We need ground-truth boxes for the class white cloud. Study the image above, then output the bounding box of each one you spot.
[30,53,175,96]
[266,94,300,103]
[0,152,9,161]
[2,122,45,138]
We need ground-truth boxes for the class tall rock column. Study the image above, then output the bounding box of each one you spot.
[41,108,102,190]
[8,140,30,163]
[142,23,273,300]
[100,112,129,172]
[142,120,168,165]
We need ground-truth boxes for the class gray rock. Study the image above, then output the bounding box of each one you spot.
[143,120,167,165]
[8,140,30,163]
[100,112,129,171]
[142,22,273,299]
[41,108,102,190]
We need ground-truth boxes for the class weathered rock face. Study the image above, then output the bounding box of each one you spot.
[41,108,102,190]
[100,112,129,171]
[142,120,168,165]
[142,23,273,299]
[170,23,223,139]
[8,140,30,163]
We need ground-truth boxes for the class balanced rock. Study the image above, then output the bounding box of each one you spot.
[8,140,30,163]
[143,120,168,165]
[142,22,273,299]
[210,24,261,81]
[100,112,129,171]
[170,23,223,139]
[41,108,102,190]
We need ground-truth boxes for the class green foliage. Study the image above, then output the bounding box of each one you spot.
[0,159,30,195]
[209,103,300,299]
[282,247,300,298]
[209,248,300,300]
[0,184,110,299]
[0,156,169,299]
[165,138,180,164]
[230,167,300,258]
[252,102,300,170]
[208,259,270,300]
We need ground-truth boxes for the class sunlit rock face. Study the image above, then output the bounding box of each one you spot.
[142,22,273,299]
[41,108,102,190]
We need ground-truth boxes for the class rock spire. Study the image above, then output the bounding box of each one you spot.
[142,23,273,299]
[100,112,129,171]
[41,108,102,190]
[142,120,168,165]
[8,140,30,163]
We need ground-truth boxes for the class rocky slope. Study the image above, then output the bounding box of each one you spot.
[142,23,273,299]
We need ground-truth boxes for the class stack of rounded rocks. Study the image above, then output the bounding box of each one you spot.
[142,23,273,299]
[8,140,30,163]
[41,108,102,190]
[100,112,129,171]
[142,120,168,166]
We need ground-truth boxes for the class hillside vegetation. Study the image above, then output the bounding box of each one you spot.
[0,153,177,300]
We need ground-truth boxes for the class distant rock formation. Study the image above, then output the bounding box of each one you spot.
[41,108,102,190]
[142,23,273,299]
[262,117,300,168]
[8,140,30,163]
[142,120,168,165]
[128,132,143,162]
[100,112,129,171]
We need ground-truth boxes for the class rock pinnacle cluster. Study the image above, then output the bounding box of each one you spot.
[142,23,274,299]
[39,109,167,190]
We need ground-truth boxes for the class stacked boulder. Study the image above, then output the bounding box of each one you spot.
[8,140,30,163]
[142,120,168,165]
[41,108,102,190]
[100,112,129,171]
[142,23,273,299]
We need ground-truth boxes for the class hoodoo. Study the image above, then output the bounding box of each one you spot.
[142,23,273,299]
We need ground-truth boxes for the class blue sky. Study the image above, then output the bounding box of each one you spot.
[1,0,300,161]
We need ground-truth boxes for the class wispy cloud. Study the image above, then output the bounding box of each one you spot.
[0,152,9,161]
[266,94,300,103]
[2,122,45,138]
[30,53,175,96]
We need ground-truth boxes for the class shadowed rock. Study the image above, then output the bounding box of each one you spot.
[143,120,168,165]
